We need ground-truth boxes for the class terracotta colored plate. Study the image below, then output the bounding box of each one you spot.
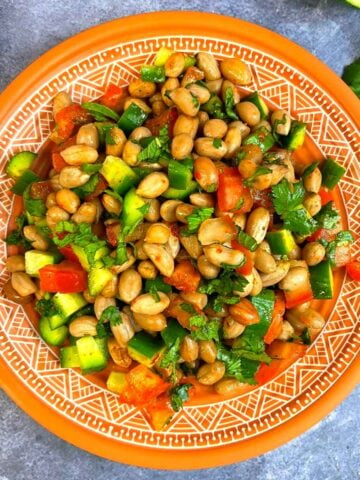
[0,12,359,470]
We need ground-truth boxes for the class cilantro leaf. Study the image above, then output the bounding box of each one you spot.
[73,174,100,200]
[301,328,312,345]
[335,230,353,244]
[283,207,318,235]
[199,269,248,297]
[145,277,172,294]
[212,295,240,313]
[244,167,272,187]
[23,185,46,217]
[190,316,220,342]
[100,306,122,326]
[216,345,261,385]
[202,94,226,119]
[35,298,58,317]
[180,303,197,314]
[181,207,214,236]
[271,179,305,214]
[313,202,340,230]
[224,87,238,120]
[170,383,192,412]
[6,214,32,250]
[342,58,360,98]
[160,337,181,382]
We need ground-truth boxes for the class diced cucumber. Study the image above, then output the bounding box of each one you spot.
[243,126,275,152]
[246,92,269,119]
[25,250,62,277]
[39,316,68,346]
[7,151,37,179]
[280,120,307,150]
[168,160,193,190]
[117,103,148,135]
[53,292,87,319]
[88,267,113,296]
[321,158,346,189]
[107,371,127,394]
[128,331,165,367]
[95,337,109,361]
[76,336,108,374]
[49,313,67,330]
[309,260,334,299]
[161,318,187,347]
[11,170,39,195]
[162,181,198,200]
[122,188,148,228]
[154,47,174,66]
[100,155,138,195]
[140,65,166,83]
[60,345,81,368]
[266,230,297,255]
[71,244,109,272]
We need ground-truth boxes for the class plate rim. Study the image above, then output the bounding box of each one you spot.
[0,11,359,469]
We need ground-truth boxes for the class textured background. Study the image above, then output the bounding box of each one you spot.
[0,0,359,479]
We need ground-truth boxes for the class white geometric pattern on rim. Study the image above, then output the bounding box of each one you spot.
[0,36,359,449]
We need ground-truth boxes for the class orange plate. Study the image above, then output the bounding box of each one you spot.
[0,11,359,470]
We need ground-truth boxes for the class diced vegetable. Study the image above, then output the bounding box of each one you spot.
[144,397,174,431]
[106,371,127,394]
[162,181,198,200]
[48,313,67,330]
[99,155,137,195]
[161,318,187,347]
[346,261,360,281]
[122,188,149,229]
[168,159,193,190]
[164,260,201,292]
[243,126,275,152]
[119,365,168,407]
[99,83,126,111]
[76,336,108,374]
[88,266,113,296]
[11,170,40,195]
[217,167,253,213]
[60,345,81,368]
[309,260,334,299]
[280,120,307,150]
[154,47,174,66]
[39,262,88,293]
[246,92,269,119]
[266,229,297,255]
[267,340,307,360]
[127,331,165,367]
[25,250,62,277]
[53,292,87,319]
[39,316,68,347]
[284,286,313,309]
[7,151,37,179]
[140,65,166,83]
[321,158,346,189]
[71,244,109,272]
[145,107,178,137]
[117,103,148,135]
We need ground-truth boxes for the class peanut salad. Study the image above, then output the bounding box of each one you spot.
[5,47,359,431]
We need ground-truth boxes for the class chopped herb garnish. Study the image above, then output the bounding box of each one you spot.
[169,383,192,412]
[190,316,220,342]
[213,138,222,149]
[160,337,181,382]
[6,214,31,250]
[181,207,214,236]
[224,87,238,120]
[100,306,122,326]
[35,298,58,317]
[314,202,340,230]
[81,164,102,175]
[180,303,197,314]
[301,328,312,345]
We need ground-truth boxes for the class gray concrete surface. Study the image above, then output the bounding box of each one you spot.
[0,0,359,479]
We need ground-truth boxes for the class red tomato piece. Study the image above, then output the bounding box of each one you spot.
[267,340,307,360]
[255,359,287,385]
[284,288,313,309]
[30,181,53,200]
[58,245,80,264]
[318,187,334,206]
[217,168,253,213]
[346,261,360,281]
[307,228,335,243]
[85,175,108,201]
[120,365,169,407]
[52,152,68,173]
[231,240,254,275]
[39,261,87,293]
[145,107,178,137]
[252,188,274,211]
[55,105,92,140]
[164,260,201,292]
[99,83,127,111]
